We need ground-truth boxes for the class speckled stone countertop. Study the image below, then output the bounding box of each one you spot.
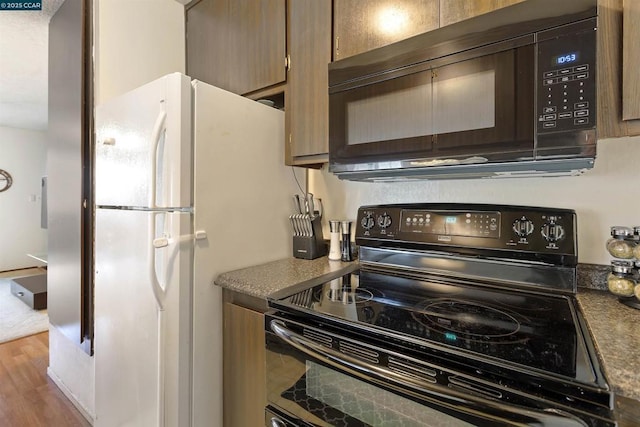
[215,258,640,405]
[215,257,357,300]
[576,289,640,402]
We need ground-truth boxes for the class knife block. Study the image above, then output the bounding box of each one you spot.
[293,217,326,260]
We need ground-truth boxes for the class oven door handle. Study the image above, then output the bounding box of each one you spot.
[270,320,589,427]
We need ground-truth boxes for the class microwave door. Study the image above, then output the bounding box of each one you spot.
[433,47,535,163]
[328,46,536,169]
[329,70,436,164]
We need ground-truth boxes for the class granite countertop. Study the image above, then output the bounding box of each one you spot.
[215,257,640,404]
[215,256,357,300]
[576,289,640,402]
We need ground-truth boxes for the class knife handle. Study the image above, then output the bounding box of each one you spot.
[306,193,314,215]
[293,194,303,214]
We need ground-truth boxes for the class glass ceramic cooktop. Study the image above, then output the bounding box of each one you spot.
[279,270,579,378]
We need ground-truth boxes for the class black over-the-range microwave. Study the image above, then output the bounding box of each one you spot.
[328,0,598,181]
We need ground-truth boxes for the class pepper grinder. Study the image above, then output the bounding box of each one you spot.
[328,220,342,261]
[340,220,353,262]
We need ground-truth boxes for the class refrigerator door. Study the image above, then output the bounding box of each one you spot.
[190,80,305,427]
[94,208,192,427]
[95,73,192,209]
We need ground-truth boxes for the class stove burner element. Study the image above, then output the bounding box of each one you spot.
[413,299,522,342]
[325,287,375,305]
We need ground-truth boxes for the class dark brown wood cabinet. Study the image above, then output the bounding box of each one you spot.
[186,0,286,95]
[439,0,525,27]
[596,0,640,137]
[186,0,330,166]
[223,300,266,427]
[286,0,332,164]
[622,0,639,121]
[333,0,439,60]
[622,0,640,128]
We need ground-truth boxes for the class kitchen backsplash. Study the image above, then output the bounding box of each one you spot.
[308,135,640,266]
[577,263,610,290]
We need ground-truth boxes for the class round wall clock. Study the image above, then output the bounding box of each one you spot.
[0,169,13,192]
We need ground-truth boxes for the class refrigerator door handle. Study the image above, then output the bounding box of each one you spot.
[149,212,166,311]
[148,210,167,426]
[149,110,167,208]
[153,230,207,248]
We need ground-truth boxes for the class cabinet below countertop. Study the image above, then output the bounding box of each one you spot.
[222,298,265,427]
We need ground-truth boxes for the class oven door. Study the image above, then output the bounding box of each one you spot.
[265,315,592,427]
[266,405,313,427]
[328,39,535,171]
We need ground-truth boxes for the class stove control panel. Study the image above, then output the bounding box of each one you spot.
[401,209,501,239]
[355,204,577,258]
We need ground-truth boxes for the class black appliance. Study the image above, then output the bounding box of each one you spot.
[328,0,598,181]
[265,204,613,426]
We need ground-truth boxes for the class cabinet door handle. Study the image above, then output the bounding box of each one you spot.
[17,291,24,297]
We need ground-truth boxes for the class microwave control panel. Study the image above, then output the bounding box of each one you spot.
[537,21,597,134]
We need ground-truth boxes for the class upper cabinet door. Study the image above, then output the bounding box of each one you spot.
[186,0,286,95]
[333,0,439,61]
[439,0,526,27]
[623,0,640,122]
[287,0,332,161]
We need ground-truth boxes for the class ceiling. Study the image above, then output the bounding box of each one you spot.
[0,0,65,131]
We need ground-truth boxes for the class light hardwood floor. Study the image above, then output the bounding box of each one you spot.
[0,267,46,279]
[0,332,91,426]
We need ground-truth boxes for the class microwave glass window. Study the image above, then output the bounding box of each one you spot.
[346,74,434,145]
[304,361,475,427]
[344,64,496,147]
[433,69,495,135]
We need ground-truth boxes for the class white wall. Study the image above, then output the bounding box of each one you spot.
[47,0,185,421]
[94,0,186,105]
[309,136,639,266]
[0,126,47,271]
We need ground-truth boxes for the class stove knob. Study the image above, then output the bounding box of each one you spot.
[361,213,375,230]
[377,213,392,229]
[512,218,534,238]
[541,222,565,243]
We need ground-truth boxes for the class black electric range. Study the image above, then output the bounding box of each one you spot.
[267,204,613,427]
[277,269,586,380]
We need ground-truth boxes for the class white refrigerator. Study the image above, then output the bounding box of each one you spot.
[94,73,303,427]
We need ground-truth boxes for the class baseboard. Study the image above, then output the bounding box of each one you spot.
[47,367,95,424]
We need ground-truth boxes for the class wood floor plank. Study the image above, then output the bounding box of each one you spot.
[0,332,91,426]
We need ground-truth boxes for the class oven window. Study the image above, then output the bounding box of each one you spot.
[302,361,475,427]
[267,330,479,426]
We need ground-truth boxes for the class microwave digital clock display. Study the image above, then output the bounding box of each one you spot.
[553,52,579,66]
